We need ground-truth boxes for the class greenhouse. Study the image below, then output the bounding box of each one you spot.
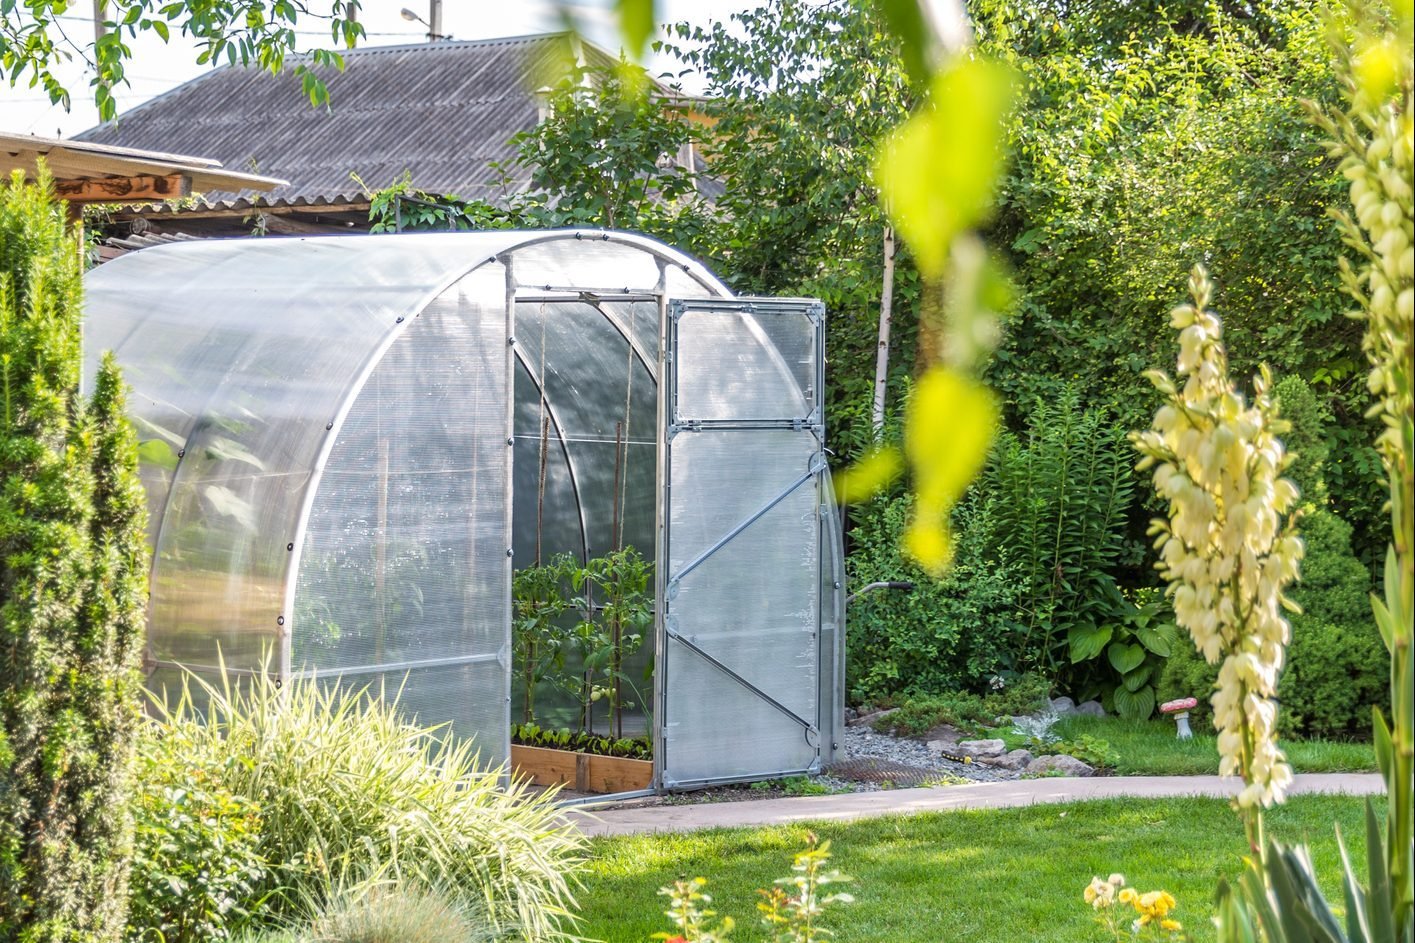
[82,230,843,792]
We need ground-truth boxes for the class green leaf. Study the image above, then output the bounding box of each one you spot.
[874,57,1016,279]
[1111,684,1154,720]
[869,0,931,84]
[1371,590,1397,651]
[1121,663,1153,692]
[1067,623,1113,664]
[834,446,904,504]
[615,0,655,60]
[1133,625,1172,657]
[1364,801,1396,942]
[1372,705,1394,779]
[903,368,999,574]
[1106,641,1145,675]
[137,439,179,471]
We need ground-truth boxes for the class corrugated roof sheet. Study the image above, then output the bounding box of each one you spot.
[76,34,606,203]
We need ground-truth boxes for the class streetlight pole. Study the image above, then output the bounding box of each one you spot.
[428,0,442,42]
[400,2,445,41]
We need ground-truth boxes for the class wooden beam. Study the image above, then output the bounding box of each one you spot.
[54,173,191,204]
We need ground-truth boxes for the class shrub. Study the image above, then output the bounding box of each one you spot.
[126,730,267,943]
[0,169,149,940]
[1290,508,1372,627]
[874,674,1051,738]
[982,390,1136,678]
[236,883,494,943]
[1272,375,1331,503]
[845,487,1021,703]
[1156,508,1388,740]
[151,668,585,942]
[1280,620,1388,741]
[1035,735,1120,772]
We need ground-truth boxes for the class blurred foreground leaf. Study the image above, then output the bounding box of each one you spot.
[903,368,999,573]
[873,56,1016,279]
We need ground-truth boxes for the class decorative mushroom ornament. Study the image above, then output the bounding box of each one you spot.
[1160,697,1199,739]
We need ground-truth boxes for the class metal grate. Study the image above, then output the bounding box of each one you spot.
[824,758,964,789]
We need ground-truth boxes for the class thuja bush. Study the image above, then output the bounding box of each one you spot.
[150,669,585,942]
[0,170,149,941]
[1157,507,1388,740]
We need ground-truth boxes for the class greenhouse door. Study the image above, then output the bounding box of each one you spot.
[656,297,827,790]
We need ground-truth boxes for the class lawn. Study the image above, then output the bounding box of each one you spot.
[574,795,1377,942]
[1047,715,1378,776]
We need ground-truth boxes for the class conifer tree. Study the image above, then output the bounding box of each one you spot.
[0,168,149,942]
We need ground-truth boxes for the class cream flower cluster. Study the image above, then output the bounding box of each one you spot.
[1328,74,1414,472]
[1132,266,1303,810]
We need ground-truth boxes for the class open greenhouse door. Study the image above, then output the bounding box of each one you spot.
[656,297,829,790]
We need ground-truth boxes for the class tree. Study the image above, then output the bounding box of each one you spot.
[511,59,706,236]
[972,0,1388,561]
[1,1,364,120]
[0,169,150,942]
[664,1,918,456]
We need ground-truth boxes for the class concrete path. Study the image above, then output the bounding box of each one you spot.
[568,773,1385,837]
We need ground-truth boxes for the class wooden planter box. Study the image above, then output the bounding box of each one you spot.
[511,744,654,794]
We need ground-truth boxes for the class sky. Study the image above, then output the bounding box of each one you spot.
[0,0,753,139]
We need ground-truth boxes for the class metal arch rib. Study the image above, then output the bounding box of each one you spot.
[589,300,658,384]
[513,292,659,385]
[511,346,592,564]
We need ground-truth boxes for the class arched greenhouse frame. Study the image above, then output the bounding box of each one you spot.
[83,230,845,792]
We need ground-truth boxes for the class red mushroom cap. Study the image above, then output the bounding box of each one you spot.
[1160,697,1199,713]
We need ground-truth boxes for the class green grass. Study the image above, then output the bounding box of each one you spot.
[1046,715,1378,776]
[575,795,1377,942]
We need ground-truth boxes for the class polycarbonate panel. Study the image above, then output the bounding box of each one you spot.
[85,235,512,674]
[513,301,656,559]
[507,237,665,291]
[326,660,506,757]
[659,298,827,789]
[292,267,509,761]
[662,430,820,782]
[674,306,816,422]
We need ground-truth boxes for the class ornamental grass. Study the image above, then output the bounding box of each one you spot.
[147,666,586,942]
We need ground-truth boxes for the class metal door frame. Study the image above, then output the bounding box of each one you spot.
[653,297,828,791]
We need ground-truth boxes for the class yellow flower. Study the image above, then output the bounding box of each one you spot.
[1118,887,1137,905]
[1084,876,1117,909]
[1162,918,1183,931]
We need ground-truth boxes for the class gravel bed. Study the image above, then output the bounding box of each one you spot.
[562,723,1022,811]
[837,725,1020,784]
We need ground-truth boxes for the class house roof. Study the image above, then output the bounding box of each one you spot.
[0,130,285,201]
[75,33,613,204]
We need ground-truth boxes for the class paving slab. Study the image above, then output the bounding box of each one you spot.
[567,773,1385,837]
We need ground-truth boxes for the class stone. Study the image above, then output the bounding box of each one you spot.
[1024,753,1095,777]
[954,738,1007,759]
[1049,696,1077,715]
[921,723,963,746]
[844,707,859,722]
[848,707,898,727]
[1076,700,1106,718]
[978,749,1034,770]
